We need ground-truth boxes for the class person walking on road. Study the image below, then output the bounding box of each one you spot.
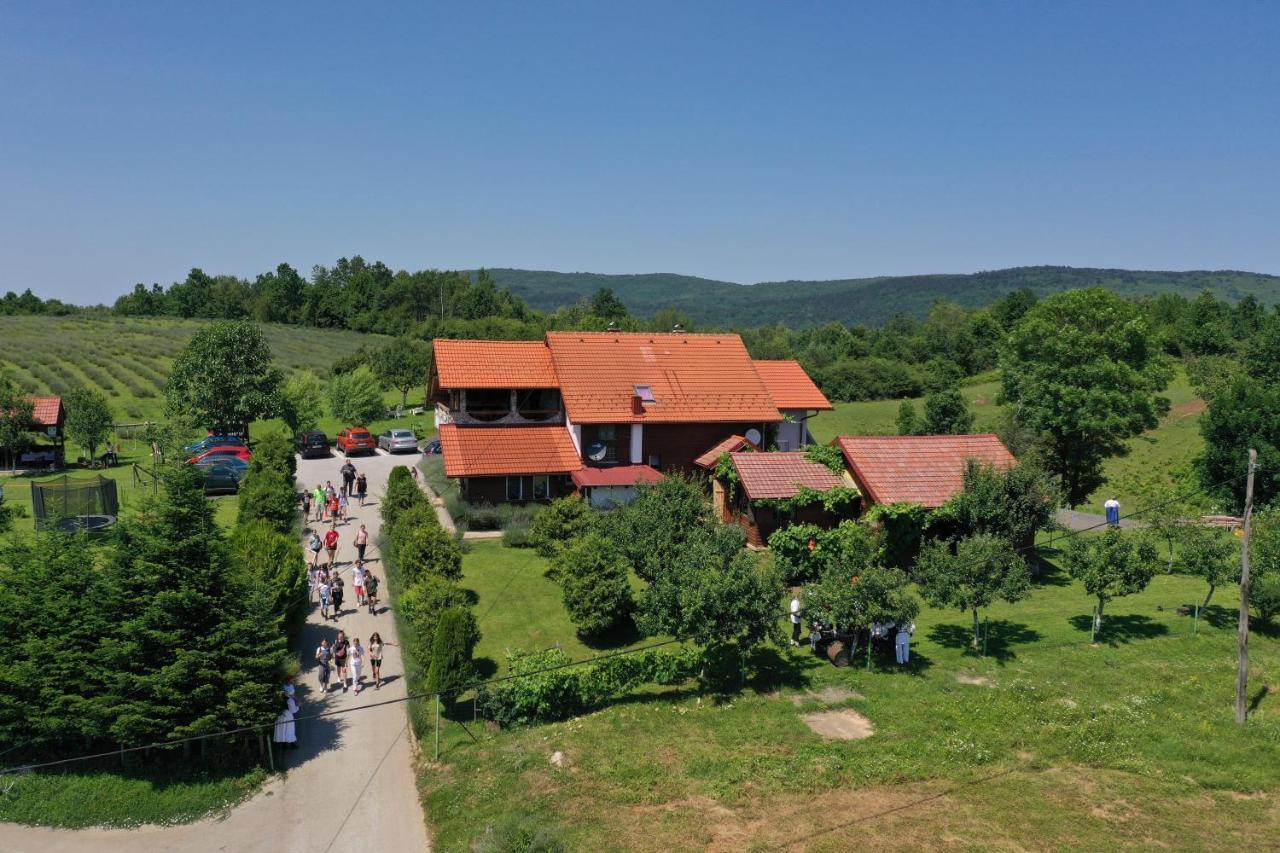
[332,631,350,693]
[337,491,349,523]
[353,560,367,606]
[273,683,299,751]
[368,631,391,689]
[301,489,312,520]
[356,472,368,507]
[341,461,356,497]
[315,638,333,691]
[350,637,365,694]
[308,529,324,567]
[324,523,340,568]
[318,573,332,620]
[354,524,369,563]
[313,485,326,522]
[364,571,380,615]
[331,572,345,617]
[327,492,341,525]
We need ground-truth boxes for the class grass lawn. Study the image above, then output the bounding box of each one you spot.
[420,546,1280,851]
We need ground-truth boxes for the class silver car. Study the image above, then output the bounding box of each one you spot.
[378,428,419,453]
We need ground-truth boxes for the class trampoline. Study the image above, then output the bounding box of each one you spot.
[31,475,119,534]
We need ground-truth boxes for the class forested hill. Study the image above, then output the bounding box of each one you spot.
[483,266,1280,328]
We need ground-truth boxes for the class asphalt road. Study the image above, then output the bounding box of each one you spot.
[4,449,432,853]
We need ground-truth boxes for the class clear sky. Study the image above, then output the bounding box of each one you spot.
[1,1,1277,303]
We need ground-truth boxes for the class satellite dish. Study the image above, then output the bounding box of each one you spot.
[744,429,762,446]
[586,442,608,462]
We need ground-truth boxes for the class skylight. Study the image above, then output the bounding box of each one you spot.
[634,384,656,403]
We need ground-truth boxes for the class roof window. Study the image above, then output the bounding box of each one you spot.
[633,384,656,403]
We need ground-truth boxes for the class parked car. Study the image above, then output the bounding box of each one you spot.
[335,427,377,457]
[295,430,330,459]
[196,461,245,495]
[423,438,442,455]
[378,428,419,454]
[194,456,249,475]
[187,445,252,465]
[183,434,246,455]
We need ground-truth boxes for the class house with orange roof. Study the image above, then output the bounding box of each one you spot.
[715,451,856,547]
[831,434,1016,509]
[428,331,828,506]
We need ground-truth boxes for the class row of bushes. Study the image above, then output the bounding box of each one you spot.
[419,455,537,539]
[474,646,702,727]
[380,466,479,734]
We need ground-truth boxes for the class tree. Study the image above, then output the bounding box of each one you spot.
[396,522,463,584]
[1000,289,1171,506]
[63,386,113,464]
[1062,528,1159,627]
[920,384,975,435]
[553,532,634,637]
[529,495,594,559]
[1178,525,1237,610]
[381,466,428,530]
[249,430,297,478]
[425,607,481,698]
[228,518,309,640]
[932,459,1057,548]
[279,371,325,437]
[768,520,880,585]
[398,576,471,664]
[374,338,432,408]
[164,320,283,433]
[1248,506,1280,626]
[0,375,34,472]
[896,400,921,436]
[589,287,630,320]
[1197,376,1280,512]
[804,564,920,633]
[328,365,384,424]
[916,535,1029,647]
[236,465,298,535]
[602,474,711,582]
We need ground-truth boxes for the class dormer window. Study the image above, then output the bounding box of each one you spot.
[634,384,656,403]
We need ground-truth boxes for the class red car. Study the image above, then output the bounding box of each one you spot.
[188,445,252,465]
[335,427,377,456]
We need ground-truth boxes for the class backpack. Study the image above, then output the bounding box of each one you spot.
[309,533,322,551]
[316,645,331,664]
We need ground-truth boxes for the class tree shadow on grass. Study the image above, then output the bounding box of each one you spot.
[1067,613,1169,645]
[579,617,644,651]
[1029,555,1072,587]
[1201,605,1280,638]
[473,656,498,679]
[927,620,1042,664]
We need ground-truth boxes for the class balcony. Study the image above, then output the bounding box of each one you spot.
[438,388,565,427]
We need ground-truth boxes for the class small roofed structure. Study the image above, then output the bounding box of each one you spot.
[717,452,856,547]
[833,434,1016,509]
[693,434,758,470]
[752,360,832,451]
[438,423,580,503]
[572,464,665,509]
[4,395,65,470]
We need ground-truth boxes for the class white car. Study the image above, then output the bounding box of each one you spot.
[378,428,419,454]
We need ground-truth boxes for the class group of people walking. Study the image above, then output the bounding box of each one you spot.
[313,630,393,694]
[300,466,369,524]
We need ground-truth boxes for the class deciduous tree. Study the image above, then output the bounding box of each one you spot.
[279,371,325,437]
[373,338,432,408]
[916,534,1029,647]
[1062,528,1159,627]
[0,375,34,472]
[804,564,919,633]
[553,532,634,637]
[328,365,384,424]
[920,384,975,435]
[1178,524,1237,610]
[64,385,114,464]
[164,321,283,434]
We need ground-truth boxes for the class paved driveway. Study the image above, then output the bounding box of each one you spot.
[4,449,431,853]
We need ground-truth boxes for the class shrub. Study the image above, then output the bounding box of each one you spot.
[386,502,440,563]
[529,495,594,558]
[327,364,384,423]
[236,466,298,535]
[502,518,532,548]
[474,814,567,853]
[553,532,634,637]
[381,465,427,529]
[424,607,481,698]
[769,520,880,585]
[249,431,296,478]
[397,523,463,584]
[397,576,471,665]
[228,519,309,640]
[1252,574,1280,626]
[475,646,700,727]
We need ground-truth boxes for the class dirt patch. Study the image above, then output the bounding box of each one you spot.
[1057,698,1078,709]
[788,686,864,706]
[801,708,874,740]
[1170,399,1207,418]
[955,673,994,687]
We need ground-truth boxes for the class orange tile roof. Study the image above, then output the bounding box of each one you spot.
[753,360,832,410]
[439,424,581,477]
[433,339,558,389]
[571,465,666,488]
[730,452,849,501]
[545,332,782,424]
[834,434,1016,508]
[30,395,63,427]
[693,434,758,469]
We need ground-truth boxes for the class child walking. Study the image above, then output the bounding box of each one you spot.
[350,637,365,694]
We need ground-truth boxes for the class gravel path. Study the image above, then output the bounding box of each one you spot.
[1054,508,1146,532]
[4,451,431,853]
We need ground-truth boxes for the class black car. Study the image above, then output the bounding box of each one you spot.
[196,461,245,495]
[423,438,442,455]
[296,430,330,459]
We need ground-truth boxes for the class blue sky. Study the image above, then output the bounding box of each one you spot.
[1,2,1277,302]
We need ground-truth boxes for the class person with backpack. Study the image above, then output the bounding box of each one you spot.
[356,472,368,506]
[308,530,324,567]
[332,631,350,693]
[340,461,356,497]
[354,524,369,563]
[315,638,333,691]
[364,571,380,615]
[324,523,340,568]
[318,573,332,620]
[331,572,345,617]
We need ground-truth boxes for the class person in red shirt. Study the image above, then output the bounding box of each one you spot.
[324,523,340,568]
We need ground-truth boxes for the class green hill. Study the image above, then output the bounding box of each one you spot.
[485,265,1280,328]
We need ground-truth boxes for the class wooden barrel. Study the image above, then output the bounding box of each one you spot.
[826,640,850,667]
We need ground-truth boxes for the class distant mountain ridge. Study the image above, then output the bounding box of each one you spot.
[483,265,1280,328]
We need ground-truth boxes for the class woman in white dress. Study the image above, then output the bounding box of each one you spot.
[273,683,299,751]
[350,638,365,694]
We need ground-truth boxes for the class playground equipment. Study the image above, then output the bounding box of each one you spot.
[30,474,119,534]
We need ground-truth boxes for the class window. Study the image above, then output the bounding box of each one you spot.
[596,425,619,463]
[777,439,790,451]
[648,453,662,469]
[633,384,656,403]
[506,476,524,501]
[533,475,550,500]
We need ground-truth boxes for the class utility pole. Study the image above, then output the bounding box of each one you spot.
[1236,448,1257,725]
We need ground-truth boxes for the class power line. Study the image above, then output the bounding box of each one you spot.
[0,474,1238,776]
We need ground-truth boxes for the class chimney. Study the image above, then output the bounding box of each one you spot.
[631,394,645,415]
